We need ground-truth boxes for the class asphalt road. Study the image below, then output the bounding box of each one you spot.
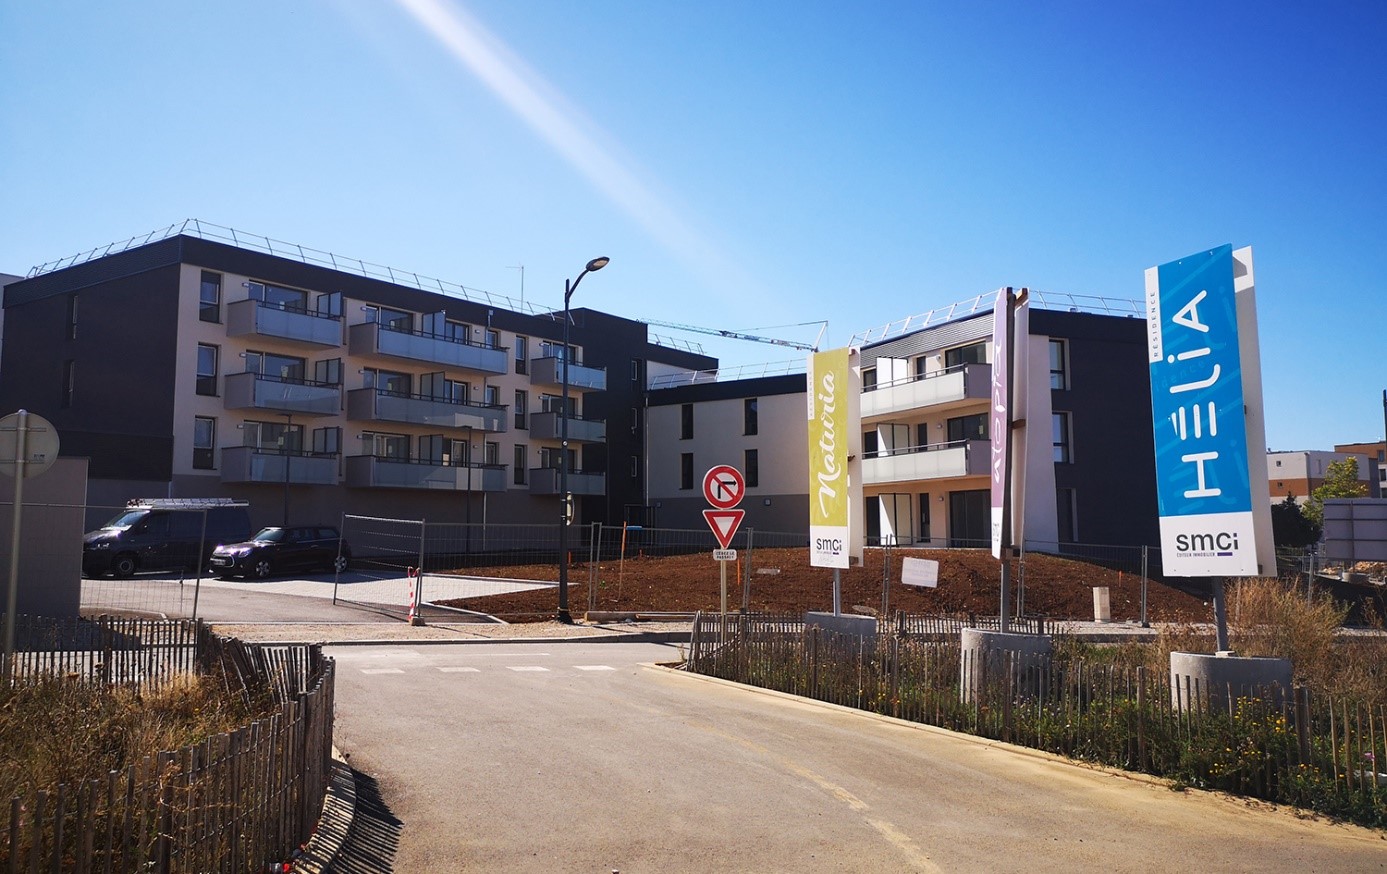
[328,642,1386,873]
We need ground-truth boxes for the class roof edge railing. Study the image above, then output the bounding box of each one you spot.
[26,218,558,317]
[849,289,1145,346]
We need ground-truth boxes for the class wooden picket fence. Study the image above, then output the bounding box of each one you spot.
[1,616,336,872]
[689,612,1387,828]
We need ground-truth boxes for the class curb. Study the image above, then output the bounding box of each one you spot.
[260,629,695,647]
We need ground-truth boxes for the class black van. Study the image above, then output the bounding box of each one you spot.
[82,499,252,578]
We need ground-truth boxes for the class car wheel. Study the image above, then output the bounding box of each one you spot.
[332,554,350,574]
[252,558,273,579]
[111,554,138,579]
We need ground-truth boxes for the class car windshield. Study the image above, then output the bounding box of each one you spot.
[101,510,147,530]
[250,528,287,542]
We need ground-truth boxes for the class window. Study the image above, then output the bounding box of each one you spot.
[863,429,879,457]
[314,358,343,386]
[744,449,759,488]
[312,426,341,456]
[443,320,470,343]
[540,341,572,361]
[945,341,987,369]
[540,393,572,415]
[484,328,500,349]
[1052,412,1073,463]
[514,444,527,485]
[367,307,411,331]
[680,404,693,440]
[196,344,219,396]
[67,293,79,339]
[515,337,528,374]
[362,431,409,460]
[199,272,221,322]
[914,356,929,379]
[315,291,343,318]
[61,360,75,408]
[484,441,500,466]
[363,368,411,395]
[744,398,758,436]
[631,359,643,385]
[247,281,308,312]
[244,351,306,382]
[1049,339,1068,390]
[514,390,528,430]
[862,368,877,391]
[630,455,639,479]
[680,453,694,490]
[243,420,302,452]
[918,494,931,543]
[193,417,216,469]
[946,413,987,442]
[484,385,500,407]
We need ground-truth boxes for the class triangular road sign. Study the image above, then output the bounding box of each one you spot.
[703,509,746,550]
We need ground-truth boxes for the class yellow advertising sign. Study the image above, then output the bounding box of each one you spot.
[807,347,861,568]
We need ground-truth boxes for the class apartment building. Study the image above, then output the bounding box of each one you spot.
[1268,449,1378,503]
[646,294,1162,549]
[645,373,808,531]
[0,224,713,528]
[1333,441,1385,498]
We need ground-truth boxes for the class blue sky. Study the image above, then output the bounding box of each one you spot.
[2,1,1383,451]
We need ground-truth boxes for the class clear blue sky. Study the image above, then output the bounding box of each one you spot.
[2,1,1383,451]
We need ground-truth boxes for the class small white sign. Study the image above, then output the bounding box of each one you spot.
[712,549,737,562]
[901,557,939,588]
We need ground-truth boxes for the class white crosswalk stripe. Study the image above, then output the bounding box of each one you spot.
[361,668,406,675]
[508,666,550,672]
[574,665,616,671]
[437,666,481,673]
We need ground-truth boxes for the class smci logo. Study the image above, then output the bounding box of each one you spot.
[1175,531,1239,557]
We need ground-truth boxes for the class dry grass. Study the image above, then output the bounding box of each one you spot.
[0,673,266,801]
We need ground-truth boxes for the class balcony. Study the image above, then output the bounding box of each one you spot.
[347,389,507,432]
[861,439,990,486]
[345,456,506,491]
[527,467,605,496]
[527,411,606,443]
[349,322,507,374]
[862,363,991,422]
[226,299,343,347]
[529,356,606,391]
[224,372,341,417]
[220,447,338,485]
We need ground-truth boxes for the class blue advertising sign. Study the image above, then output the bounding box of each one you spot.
[1146,245,1259,576]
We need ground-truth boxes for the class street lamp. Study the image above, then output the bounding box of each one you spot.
[558,256,609,623]
[280,413,294,527]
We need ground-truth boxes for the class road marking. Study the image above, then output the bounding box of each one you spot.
[437,666,481,673]
[508,666,550,672]
[574,665,616,671]
[361,668,405,675]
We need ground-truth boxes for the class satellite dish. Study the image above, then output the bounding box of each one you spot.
[0,411,60,479]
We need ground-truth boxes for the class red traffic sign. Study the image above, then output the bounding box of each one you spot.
[702,465,746,509]
[703,509,746,550]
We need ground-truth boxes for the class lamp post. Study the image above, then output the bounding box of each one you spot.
[557,256,609,623]
[280,413,294,527]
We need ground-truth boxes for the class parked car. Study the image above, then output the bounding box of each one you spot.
[209,526,352,579]
[83,499,252,578]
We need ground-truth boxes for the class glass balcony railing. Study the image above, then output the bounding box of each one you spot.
[346,389,507,432]
[223,372,341,416]
[348,322,508,374]
[529,356,606,391]
[527,467,605,496]
[526,410,606,443]
[220,447,338,484]
[861,363,991,421]
[226,298,343,347]
[861,439,990,485]
[345,456,506,491]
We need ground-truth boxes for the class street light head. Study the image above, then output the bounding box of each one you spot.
[586,256,610,272]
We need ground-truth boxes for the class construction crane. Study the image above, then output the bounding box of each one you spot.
[640,318,827,351]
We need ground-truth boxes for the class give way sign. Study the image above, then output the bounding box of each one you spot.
[703,509,745,550]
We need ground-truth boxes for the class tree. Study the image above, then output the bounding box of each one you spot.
[1270,493,1320,548]
[1304,456,1369,529]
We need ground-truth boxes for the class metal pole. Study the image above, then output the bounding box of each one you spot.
[558,278,573,623]
[742,527,753,613]
[720,559,727,618]
[191,508,208,623]
[998,289,1017,635]
[281,413,293,527]
[832,567,841,616]
[3,410,28,683]
[1211,577,1230,651]
[1140,544,1149,628]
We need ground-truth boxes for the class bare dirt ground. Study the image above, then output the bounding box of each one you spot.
[436,547,1209,623]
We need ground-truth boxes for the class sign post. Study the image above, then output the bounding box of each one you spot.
[0,410,60,683]
[1146,245,1275,650]
[702,465,746,617]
